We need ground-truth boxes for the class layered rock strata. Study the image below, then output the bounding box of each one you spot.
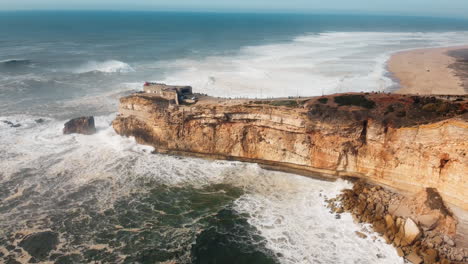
[113,93,467,210]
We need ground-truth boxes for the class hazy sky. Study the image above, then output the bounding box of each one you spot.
[1,0,468,18]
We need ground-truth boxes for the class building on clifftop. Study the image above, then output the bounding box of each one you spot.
[143,82,193,105]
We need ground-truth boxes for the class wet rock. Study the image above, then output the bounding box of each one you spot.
[5,257,21,264]
[383,234,392,244]
[384,214,394,229]
[422,248,438,264]
[373,220,387,234]
[406,251,423,264]
[18,231,59,260]
[5,245,15,251]
[2,120,21,128]
[355,231,367,239]
[35,118,45,124]
[397,247,404,257]
[63,116,96,135]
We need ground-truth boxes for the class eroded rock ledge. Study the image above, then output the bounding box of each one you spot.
[113,92,467,262]
[327,181,466,263]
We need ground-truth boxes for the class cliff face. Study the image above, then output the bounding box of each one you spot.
[113,93,468,211]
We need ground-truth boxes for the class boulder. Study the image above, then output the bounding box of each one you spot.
[402,218,421,246]
[63,116,96,135]
[18,231,59,260]
[388,203,411,218]
[416,214,439,230]
[384,214,394,229]
[355,231,367,239]
[422,248,438,264]
[396,247,404,257]
[431,236,443,246]
[406,252,423,264]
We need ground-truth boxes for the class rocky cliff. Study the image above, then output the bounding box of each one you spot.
[113,93,467,212]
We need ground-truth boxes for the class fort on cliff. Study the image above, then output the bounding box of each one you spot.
[143,82,193,105]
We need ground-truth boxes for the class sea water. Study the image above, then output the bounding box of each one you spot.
[1,11,468,263]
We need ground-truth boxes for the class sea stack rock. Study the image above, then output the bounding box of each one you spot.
[63,116,96,135]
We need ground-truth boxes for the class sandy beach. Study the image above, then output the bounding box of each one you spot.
[388,45,468,95]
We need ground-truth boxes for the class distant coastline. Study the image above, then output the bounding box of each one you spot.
[388,45,468,95]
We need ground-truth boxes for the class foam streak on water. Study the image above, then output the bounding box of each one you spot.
[161,32,468,98]
[232,174,402,264]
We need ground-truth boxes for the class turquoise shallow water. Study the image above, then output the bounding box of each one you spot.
[0,11,467,263]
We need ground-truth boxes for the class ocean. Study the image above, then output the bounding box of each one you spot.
[1,11,468,263]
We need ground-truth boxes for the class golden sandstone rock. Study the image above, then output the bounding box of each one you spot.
[402,218,421,246]
[113,93,468,211]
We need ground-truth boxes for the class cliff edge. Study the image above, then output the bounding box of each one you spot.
[113,93,467,211]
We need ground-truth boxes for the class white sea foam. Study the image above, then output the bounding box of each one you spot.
[74,60,135,73]
[159,31,468,98]
[231,173,403,264]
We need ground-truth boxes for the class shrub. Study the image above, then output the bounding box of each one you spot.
[396,111,406,117]
[436,103,449,113]
[422,103,438,112]
[318,97,329,104]
[333,95,376,109]
[385,105,395,115]
[269,100,299,107]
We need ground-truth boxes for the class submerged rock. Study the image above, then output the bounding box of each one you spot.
[2,120,21,128]
[63,116,96,135]
[18,231,59,260]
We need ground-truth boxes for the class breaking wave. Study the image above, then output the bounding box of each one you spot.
[74,60,135,74]
[160,31,468,98]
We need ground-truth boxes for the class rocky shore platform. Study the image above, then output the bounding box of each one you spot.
[327,180,466,263]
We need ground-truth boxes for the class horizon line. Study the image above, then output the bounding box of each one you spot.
[0,9,467,21]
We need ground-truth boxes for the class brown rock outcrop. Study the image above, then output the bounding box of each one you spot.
[63,116,96,135]
[327,180,466,263]
[113,93,468,210]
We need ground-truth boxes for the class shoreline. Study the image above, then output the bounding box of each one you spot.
[387,45,468,95]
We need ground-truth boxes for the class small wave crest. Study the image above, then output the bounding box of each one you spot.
[0,59,32,67]
[74,60,135,74]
